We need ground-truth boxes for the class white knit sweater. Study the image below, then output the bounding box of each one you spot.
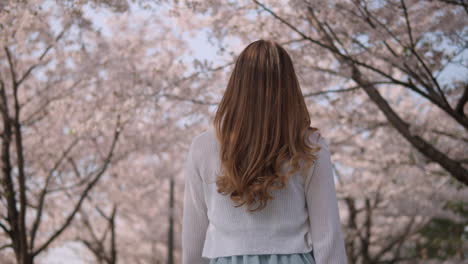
[181,127,348,264]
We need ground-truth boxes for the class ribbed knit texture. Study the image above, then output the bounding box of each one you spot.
[181,127,348,264]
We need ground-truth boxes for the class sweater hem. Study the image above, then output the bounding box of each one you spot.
[202,246,314,259]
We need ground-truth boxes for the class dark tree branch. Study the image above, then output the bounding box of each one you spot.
[436,0,468,15]
[400,0,415,49]
[78,204,118,264]
[23,79,83,126]
[374,217,417,261]
[0,243,13,251]
[351,66,468,184]
[0,78,19,255]
[160,93,218,105]
[33,115,122,256]
[253,0,468,184]
[0,221,11,236]
[348,1,458,118]
[361,199,372,262]
[30,138,80,251]
[4,47,17,88]
[8,47,30,261]
[456,84,468,116]
[431,128,468,143]
[16,25,70,87]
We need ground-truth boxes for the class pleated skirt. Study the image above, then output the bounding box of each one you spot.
[208,251,315,264]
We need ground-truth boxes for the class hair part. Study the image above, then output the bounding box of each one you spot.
[213,39,321,213]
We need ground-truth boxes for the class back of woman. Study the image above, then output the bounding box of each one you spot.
[181,39,348,264]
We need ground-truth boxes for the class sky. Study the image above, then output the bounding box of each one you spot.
[83,1,220,65]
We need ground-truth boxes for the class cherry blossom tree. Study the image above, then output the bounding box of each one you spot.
[167,0,468,263]
[2,0,467,263]
[170,0,467,184]
[0,1,199,263]
[0,1,125,263]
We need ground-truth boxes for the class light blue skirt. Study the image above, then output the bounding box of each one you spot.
[208,251,315,264]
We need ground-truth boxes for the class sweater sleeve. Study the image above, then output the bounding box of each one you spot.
[181,140,209,264]
[306,135,348,264]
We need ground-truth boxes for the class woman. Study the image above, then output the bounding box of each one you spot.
[182,39,347,264]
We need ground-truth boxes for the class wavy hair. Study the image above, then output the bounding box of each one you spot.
[213,39,321,213]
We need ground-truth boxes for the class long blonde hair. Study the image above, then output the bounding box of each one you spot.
[213,39,321,213]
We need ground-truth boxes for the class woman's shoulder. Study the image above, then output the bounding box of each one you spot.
[188,127,218,161]
[307,127,328,146]
[306,127,330,155]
